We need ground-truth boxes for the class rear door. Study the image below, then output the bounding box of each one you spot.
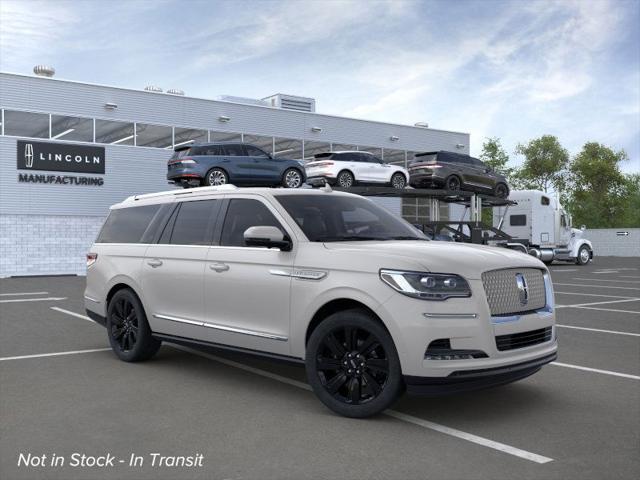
[469,158,494,190]
[221,144,252,182]
[334,153,365,181]
[142,198,221,336]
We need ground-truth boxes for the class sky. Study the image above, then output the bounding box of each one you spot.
[1,0,639,173]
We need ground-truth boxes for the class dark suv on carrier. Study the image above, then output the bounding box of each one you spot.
[408,151,510,198]
[167,142,306,188]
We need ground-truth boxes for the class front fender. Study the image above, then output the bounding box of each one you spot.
[570,238,593,257]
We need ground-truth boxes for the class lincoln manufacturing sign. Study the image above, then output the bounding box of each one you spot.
[17,140,105,174]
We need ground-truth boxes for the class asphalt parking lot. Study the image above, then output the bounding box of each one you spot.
[1,257,639,480]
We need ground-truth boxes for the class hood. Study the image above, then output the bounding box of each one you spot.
[323,241,545,279]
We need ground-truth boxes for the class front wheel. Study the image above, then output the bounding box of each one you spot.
[106,289,161,362]
[390,172,407,189]
[282,168,303,188]
[576,245,591,265]
[306,309,403,418]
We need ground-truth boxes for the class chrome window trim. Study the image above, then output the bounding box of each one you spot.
[153,314,288,341]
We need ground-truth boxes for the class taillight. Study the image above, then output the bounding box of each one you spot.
[87,253,98,268]
[181,158,196,164]
[427,164,443,169]
[311,161,334,167]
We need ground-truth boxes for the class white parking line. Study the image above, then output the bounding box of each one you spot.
[556,324,640,337]
[0,348,111,362]
[551,269,578,272]
[50,307,95,323]
[554,291,636,299]
[555,298,640,309]
[620,276,640,279]
[0,297,67,304]
[0,291,49,296]
[172,345,553,464]
[571,278,640,284]
[551,362,640,380]
[568,306,640,315]
[554,283,640,291]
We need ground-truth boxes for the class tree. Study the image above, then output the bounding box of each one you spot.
[514,135,569,193]
[567,142,631,228]
[480,137,513,176]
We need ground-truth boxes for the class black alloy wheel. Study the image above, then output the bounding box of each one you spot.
[391,172,407,189]
[494,183,509,198]
[446,175,461,191]
[106,289,161,362]
[282,168,303,188]
[337,170,355,188]
[306,309,403,418]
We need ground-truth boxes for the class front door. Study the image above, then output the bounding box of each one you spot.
[203,196,294,356]
[142,198,221,336]
[244,144,279,184]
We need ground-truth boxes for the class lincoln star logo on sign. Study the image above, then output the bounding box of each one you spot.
[17,140,105,174]
[515,273,529,305]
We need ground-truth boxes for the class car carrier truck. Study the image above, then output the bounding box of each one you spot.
[492,190,594,265]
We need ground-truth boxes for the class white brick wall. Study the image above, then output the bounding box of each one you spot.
[584,228,640,257]
[0,214,104,277]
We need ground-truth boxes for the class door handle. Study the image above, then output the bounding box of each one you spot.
[147,259,163,268]
[209,262,229,272]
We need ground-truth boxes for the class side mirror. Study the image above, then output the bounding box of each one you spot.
[244,226,292,251]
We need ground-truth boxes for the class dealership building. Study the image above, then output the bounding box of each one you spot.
[0,69,470,277]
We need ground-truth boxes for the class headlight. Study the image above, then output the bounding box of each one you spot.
[379,269,471,300]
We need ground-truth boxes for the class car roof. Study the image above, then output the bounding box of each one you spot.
[114,185,358,209]
[314,151,373,158]
[174,141,247,152]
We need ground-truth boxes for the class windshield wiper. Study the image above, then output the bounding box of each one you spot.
[387,236,428,241]
[316,235,389,242]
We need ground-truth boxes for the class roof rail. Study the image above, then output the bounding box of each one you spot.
[124,184,239,203]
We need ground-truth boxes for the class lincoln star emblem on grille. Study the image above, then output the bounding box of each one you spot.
[24,143,34,168]
[515,273,529,305]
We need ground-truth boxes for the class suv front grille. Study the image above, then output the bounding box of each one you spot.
[496,327,552,351]
[482,268,546,316]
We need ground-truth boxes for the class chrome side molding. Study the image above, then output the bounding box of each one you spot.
[153,314,288,342]
[423,313,477,319]
[269,269,327,280]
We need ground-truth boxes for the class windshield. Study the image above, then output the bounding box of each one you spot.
[275,194,427,242]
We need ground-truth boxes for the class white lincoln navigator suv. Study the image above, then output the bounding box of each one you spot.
[85,185,557,418]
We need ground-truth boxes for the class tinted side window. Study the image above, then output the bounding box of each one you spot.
[541,196,550,206]
[510,215,527,226]
[98,205,161,243]
[170,200,220,245]
[223,144,245,156]
[358,153,377,163]
[245,145,269,158]
[195,145,223,156]
[221,199,284,247]
[334,153,356,162]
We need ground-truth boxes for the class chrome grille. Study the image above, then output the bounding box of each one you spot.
[482,268,546,316]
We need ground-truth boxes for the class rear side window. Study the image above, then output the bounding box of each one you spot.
[220,199,284,247]
[98,205,161,243]
[171,148,192,160]
[169,200,220,245]
[222,144,245,156]
[245,145,269,158]
[193,145,224,156]
[510,215,527,226]
[333,153,358,161]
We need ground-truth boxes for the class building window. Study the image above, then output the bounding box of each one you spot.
[243,134,274,154]
[211,131,242,143]
[3,110,49,138]
[136,123,173,148]
[174,127,207,148]
[274,137,303,161]
[406,151,422,165]
[331,143,357,152]
[95,119,134,145]
[51,114,93,142]
[383,148,406,167]
[303,140,331,161]
[358,146,383,157]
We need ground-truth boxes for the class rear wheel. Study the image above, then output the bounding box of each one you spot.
[205,168,228,186]
[390,172,407,189]
[494,183,509,198]
[306,309,403,418]
[576,245,591,265]
[282,168,303,188]
[337,170,355,188]
[107,289,161,362]
[446,175,461,192]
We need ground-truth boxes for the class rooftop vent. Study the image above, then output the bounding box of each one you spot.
[262,94,316,113]
[33,65,55,77]
[144,85,163,93]
[414,122,429,128]
[167,88,185,96]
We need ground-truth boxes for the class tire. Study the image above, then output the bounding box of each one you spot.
[106,289,161,362]
[494,183,509,198]
[204,168,229,186]
[390,172,407,189]
[337,170,355,188]
[282,168,303,188]
[445,175,461,192]
[576,245,591,265]
[306,309,403,418]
